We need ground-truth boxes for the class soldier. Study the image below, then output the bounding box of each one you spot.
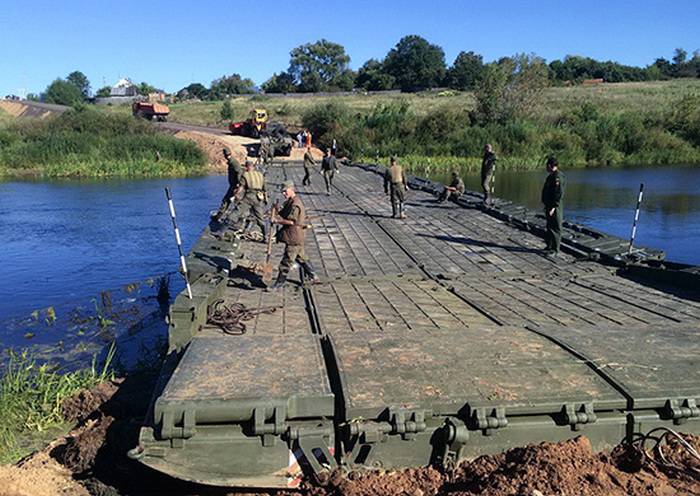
[437,171,465,203]
[302,147,316,186]
[321,148,339,195]
[541,156,566,255]
[235,160,268,241]
[384,156,408,219]
[212,148,242,221]
[480,143,497,204]
[268,181,320,290]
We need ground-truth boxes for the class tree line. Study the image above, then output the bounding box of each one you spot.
[32,37,699,106]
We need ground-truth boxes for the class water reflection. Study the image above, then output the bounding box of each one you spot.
[424,166,700,265]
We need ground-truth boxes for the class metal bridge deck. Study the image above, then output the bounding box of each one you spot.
[156,161,700,478]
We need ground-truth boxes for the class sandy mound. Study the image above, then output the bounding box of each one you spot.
[0,449,89,496]
[0,101,53,119]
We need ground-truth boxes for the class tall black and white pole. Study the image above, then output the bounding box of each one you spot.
[628,183,644,255]
[165,187,192,299]
[490,164,497,203]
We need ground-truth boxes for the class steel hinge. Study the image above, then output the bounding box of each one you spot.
[389,407,428,440]
[160,408,196,440]
[562,403,597,431]
[472,407,507,435]
[664,399,699,425]
[252,406,287,447]
[348,408,429,443]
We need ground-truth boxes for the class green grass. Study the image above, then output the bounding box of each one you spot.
[0,107,207,178]
[0,346,114,464]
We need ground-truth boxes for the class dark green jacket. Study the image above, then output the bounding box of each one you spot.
[226,156,242,188]
[541,170,565,209]
[481,151,497,177]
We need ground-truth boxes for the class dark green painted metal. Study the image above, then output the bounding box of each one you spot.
[132,161,700,488]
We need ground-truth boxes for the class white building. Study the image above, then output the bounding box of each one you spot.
[110,78,138,97]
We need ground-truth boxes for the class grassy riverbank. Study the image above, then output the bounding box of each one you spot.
[0,349,113,464]
[102,79,700,170]
[0,108,206,178]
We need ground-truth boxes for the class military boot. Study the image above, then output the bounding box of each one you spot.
[300,260,321,284]
[266,271,288,291]
[399,203,407,219]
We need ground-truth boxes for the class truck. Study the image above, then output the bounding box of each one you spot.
[229,108,268,138]
[132,101,170,122]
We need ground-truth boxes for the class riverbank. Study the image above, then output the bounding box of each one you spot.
[99,79,700,170]
[2,374,699,495]
[0,108,206,179]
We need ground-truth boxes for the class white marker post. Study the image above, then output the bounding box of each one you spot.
[628,183,645,255]
[165,187,192,299]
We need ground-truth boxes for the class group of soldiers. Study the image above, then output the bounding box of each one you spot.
[215,139,566,292]
[381,144,566,256]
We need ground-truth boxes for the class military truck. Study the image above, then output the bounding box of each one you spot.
[132,101,170,122]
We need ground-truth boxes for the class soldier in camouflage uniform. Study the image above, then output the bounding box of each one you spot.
[302,148,316,186]
[268,181,320,290]
[541,156,566,255]
[213,148,242,221]
[384,157,408,219]
[235,160,268,240]
[438,171,465,203]
[481,143,497,204]
[321,148,339,195]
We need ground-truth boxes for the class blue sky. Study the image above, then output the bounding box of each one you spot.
[1,0,698,96]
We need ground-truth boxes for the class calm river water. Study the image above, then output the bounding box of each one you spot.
[1,166,699,322]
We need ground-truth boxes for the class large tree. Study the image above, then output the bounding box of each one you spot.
[178,82,209,100]
[383,35,446,92]
[209,74,255,99]
[262,72,296,93]
[447,51,484,90]
[355,59,395,91]
[44,78,83,106]
[288,39,351,92]
[66,71,90,98]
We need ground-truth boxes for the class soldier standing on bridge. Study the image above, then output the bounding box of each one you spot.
[384,157,408,219]
[235,160,268,241]
[212,148,242,221]
[302,147,316,186]
[268,181,320,290]
[481,143,497,204]
[541,156,566,256]
[437,171,465,203]
[321,148,339,195]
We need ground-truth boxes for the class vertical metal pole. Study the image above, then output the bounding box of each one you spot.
[628,183,644,255]
[165,187,192,299]
[490,164,497,201]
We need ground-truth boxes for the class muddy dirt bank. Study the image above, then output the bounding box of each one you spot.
[1,378,699,496]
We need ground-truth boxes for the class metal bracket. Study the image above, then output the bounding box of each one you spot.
[252,405,287,446]
[472,407,507,436]
[288,424,337,478]
[664,398,699,425]
[563,403,597,431]
[441,417,469,469]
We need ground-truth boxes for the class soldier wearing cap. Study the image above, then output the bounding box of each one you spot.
[302,148,316,186]
[383,156,408,219]
[268,180,320,290]
[438,171,465,203]
[235,160,267,240]
[541,156,566,255]
[213,148,242,220]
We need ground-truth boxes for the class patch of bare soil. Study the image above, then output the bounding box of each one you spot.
[0,101,53,119]
[3,373,700,496]
[174,131,252,173]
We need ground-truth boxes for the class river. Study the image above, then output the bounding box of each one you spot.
[1,165,698,324]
